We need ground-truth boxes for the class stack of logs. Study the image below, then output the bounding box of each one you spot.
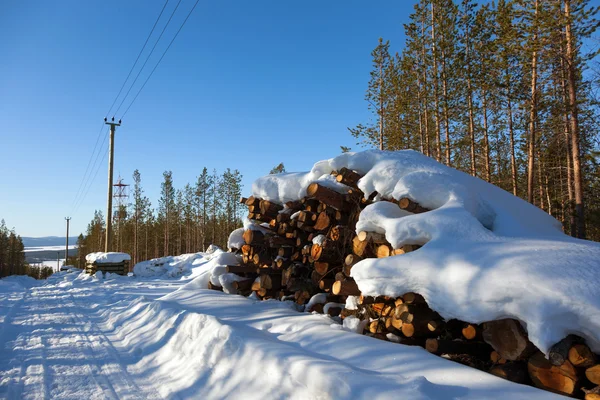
[213,167,600,399]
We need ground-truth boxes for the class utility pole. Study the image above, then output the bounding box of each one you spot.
[56,252,60,272]
[65,217,71,266]
[104,117,121,252]
[113,177,130,252]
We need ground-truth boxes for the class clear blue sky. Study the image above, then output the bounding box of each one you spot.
[0,0,417,237]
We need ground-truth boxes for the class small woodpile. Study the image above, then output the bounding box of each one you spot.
[85,259,130,275]
[214,167,600,399]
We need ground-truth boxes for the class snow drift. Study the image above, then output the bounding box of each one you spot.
[251,149,600,355]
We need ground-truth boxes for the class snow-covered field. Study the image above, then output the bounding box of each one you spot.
[0,253,566,400]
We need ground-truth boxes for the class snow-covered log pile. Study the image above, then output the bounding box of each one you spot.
[85,252,131,275]
[212,150,600,398]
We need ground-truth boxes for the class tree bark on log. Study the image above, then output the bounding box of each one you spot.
[332,278,360,296]
[482,319,537,361]
[528,352,579,396]
[306,183,351,211]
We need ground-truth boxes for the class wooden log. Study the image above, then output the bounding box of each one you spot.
[398,197,430,214]
[240,196,248,205]
[259,274,281,290]
[332,278,360,296]
[335,167,362,187]
[329,225,350,242]
[226,265,255,274]
[319,278,335,292]
[245,196,261,207]
[252,252,271,267]
[369,319,386,334]
[324,303,342,317]
[276,213,291,223]
[352,236,372,258]
[285,200,303,211]
[277,247,293,258]
[583,386,600,400]
[482,319,537,361]
[357,231,388,244]
[401,319,440,338]
[313,211,331,231]
[306,183,350,211]
[425,338,493,359]
[549,334,582,366]
[489,362,529,384]
[402,292,426,304]
[491,351,507,365]
[309,303,324,314]
[311,240,340,263]
[587,365,600,385]
[313,261,329,275]
[376,244,392,258]
[344,254,362,267]
[386,315,403,333]
[208,281,223,291]
[569,344,597,368]
[298,210,317,223]
[231,279,254,292]
[275,258,291,269]
[462,324,481,341]
[359,295,394,305]
[243,229,265,245]
[266,235,295,248]
[259,200,283,217]
[528,352,579,396]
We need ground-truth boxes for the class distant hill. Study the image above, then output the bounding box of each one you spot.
[22,236,79,248]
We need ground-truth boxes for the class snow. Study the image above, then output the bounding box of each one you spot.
[312,234,327,246]
[0,268,565,399]
[227,227,245,250]
[85,252,131,264]
[251,149,600,355]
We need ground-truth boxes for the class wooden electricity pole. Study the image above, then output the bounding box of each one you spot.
[65,217,71,265]
[104,118,121,252]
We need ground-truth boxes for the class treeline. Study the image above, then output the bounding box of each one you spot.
[73,167,244,266]
[0,219,27,277]
[0,220,52,279]
[350,0,600,240]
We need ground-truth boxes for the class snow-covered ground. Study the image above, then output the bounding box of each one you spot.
[0,254,566,399]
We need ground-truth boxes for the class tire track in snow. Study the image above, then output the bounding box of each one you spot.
[66,289,162,400]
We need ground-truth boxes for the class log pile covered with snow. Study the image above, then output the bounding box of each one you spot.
[85,252,131,275]
[211,150,600,398]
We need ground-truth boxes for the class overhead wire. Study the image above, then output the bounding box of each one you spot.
[70,1,172,215]
[69,121,106,212]
[72,129,109,215]
[72,0,200,216]
[120,0,201,119]
[113,0,184,116]
[105,0,170,118]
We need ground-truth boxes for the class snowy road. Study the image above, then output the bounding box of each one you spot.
[0,275,175,400]
[0,272,565,400]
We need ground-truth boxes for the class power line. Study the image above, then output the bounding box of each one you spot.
[72,129,109,215]
[105,0,170,118]
[69,122,105,212]
[71,1,171,215]
[113,0,184,116]
[121,0,201,119]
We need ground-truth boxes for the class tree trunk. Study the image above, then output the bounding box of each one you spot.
[431,2,442,162]
[564,0,586,239]
[527,0,540,205]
